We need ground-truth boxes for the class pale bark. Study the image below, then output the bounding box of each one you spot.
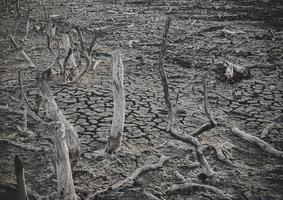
[232,127,283,158]
[105,50,126,154]
[53,122,77,200]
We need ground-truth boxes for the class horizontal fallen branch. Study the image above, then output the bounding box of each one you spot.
[166,182,231,200]
[232,127,283,158]
[86,155,169,199]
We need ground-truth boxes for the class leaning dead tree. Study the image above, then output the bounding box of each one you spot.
[105,50,126,154]
[37,76,81,163]
[157,16,216,177]
[15,155,29,200]
[53,122,78,200]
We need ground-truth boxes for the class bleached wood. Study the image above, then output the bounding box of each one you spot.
[232,127,283,158]
[105,50,126,154]
[53,122,77,200]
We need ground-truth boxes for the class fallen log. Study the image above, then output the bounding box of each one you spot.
[105,50,126,154]
[232,127,283,158]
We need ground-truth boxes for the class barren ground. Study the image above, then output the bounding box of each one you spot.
[0,0,283,200]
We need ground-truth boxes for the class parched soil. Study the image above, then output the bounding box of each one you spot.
[0,0,283,200]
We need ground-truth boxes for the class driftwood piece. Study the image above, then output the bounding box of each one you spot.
[53,122,78,200]
[166,182,231,200]
[15,155,29,200]
[232,127,283,158]
[37,77,80,162]
[86,155,169,199]
[105,50,126,154]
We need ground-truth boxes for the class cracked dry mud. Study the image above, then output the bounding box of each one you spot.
[0,0,283,200]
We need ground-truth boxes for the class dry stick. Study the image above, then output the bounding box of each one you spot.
[22,106,28,132]
[166,183,231,200]
[53,122,77,200]
[260,123,275,139]
[190,78,217,137]
[157,17,214,177]
[158,16,175,125]
[13,0,21,37]
[67,27,95,83]
[37,77,80,162]
[232,127,283,158]
[169,129,214,177]
[87,155,169,199]
[15,155,29,200]
[8,34,36,68]
[105,50,126,154]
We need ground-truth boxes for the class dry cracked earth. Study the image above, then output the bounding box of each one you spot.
[0,0,283,200]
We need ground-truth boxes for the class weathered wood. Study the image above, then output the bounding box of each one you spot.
[53,122,77,200]
[37,77,80,162]
[62,34,79,81]
[158,16,175,124]
[14,155,29,200]
[166,182,231,200]
[232,127,283,158]
[105,50,126,154]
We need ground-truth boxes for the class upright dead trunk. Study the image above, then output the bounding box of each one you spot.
[53,122,77,200]
[105,50,126,154]
[15,155,29,200]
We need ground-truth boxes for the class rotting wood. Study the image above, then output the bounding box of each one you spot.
[53,122,78,200]
[166,182,231,200]
[105,50,126,154]
[232,127,283,158]
[86,155,169,199]
[37,76,80,162]
[15,155,29,200]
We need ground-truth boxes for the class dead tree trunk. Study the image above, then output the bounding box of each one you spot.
[15,155,29,200]
[37,76,80,163]
[105,50,126,154]
[53,122,77,200]
[158,16,175,125]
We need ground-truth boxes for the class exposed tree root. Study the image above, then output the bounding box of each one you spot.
[232,127,283,158]
[166,183,231,200]
[86,155,169,199]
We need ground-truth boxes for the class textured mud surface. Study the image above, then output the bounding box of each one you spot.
[0,0,283,200]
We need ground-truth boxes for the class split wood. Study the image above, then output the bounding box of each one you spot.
[15,155,29,200]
